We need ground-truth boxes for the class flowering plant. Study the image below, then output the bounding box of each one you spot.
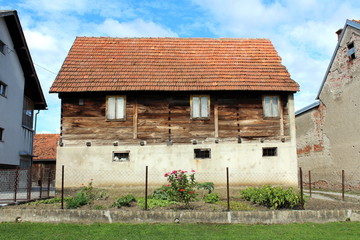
[164,170,197,207]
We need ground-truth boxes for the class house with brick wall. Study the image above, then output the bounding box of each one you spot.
[296,19,360,189]
[51,37,299,187]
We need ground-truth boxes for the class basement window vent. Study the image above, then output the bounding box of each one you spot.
[348,42,356,60]
[194,148,211,159]
[0,128,4,141]
[262,147,277,157]
[113,151,130,162]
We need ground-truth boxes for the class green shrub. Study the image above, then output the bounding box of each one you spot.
[65,181,95,209]
[65,191,91,209]
[137,198,177,209]
[240,185,303,209]
[112,194,136,208]
[197,182,214,194]
[95,189,109,200]
[150,185,172,200]
[164,170,197,207]
[204,193,220,203]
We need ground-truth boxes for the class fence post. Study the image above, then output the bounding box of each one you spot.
[342,170,345,201]
[308,170,312,198]
[27,167,32,201]
[299,167,304,209]
[145,166,148,211]
[47,169,51,198]
[226,167,230,211]
[61,165,64,209]
[39,168,43,199]
[14,167,19,202]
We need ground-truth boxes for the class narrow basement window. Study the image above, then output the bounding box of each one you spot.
[0,128,4,141]
[262,147,277,157]
[0,81,6,97]
[348,42,356,60]
[113,151,130,162]
[0,40,6,55]
[194,148,211,159]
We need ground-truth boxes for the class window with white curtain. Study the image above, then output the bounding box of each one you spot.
[106,96,126,120]
[263,96,279,117]
[191,95,210,119]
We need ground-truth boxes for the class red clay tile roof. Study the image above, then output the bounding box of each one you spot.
[352,19,360,24]
[50,38,299,93]
[33,134,59,161]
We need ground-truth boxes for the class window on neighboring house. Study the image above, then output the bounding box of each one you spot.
[0,81,6,97]
[263,96,279,117]
[262,147,277,157]
[348,42,356,60]
[191,95,210,119]
[194,148,211,159]
[0,128,4,141]
[113,151,130,162]
[0,40,6,55]
[106,96,126,120]
[22,97,34,129]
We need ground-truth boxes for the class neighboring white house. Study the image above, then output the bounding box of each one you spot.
[0,10,47,169]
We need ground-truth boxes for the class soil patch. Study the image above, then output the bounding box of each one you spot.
[3,197,360,212]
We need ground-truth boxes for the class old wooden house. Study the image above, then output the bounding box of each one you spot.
[50,38,299,187]
[296,19,360,189]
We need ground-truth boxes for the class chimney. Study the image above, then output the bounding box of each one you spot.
[336,28,343,41]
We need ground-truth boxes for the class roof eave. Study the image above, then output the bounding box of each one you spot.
[2,10,47,110]
[316,19,360,100]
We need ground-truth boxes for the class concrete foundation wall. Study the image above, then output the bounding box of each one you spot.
[1,209,359,224]
[56,141,298,188]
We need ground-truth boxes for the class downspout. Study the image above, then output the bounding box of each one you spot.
[34,110,40,134]
[31,110,41,168]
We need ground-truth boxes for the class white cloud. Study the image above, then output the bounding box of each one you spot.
[96,18,178,37]
[23,30,57,51]
[191,0,360,110]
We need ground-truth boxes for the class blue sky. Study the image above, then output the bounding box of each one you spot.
[1,0,360,133]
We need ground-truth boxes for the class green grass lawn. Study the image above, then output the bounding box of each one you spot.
[0,222,360,240]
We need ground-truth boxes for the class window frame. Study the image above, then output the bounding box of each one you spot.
[194,148,211,159]
[347,42,356,60]
[0,81,7,97]
[190,95,210,120]
[22,97,34,129]
[263,95,280,118]
[112,151,130,162]
[106,95,126,121]
[262,147,278,157]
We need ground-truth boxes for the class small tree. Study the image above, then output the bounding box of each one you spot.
[164,170,197,207]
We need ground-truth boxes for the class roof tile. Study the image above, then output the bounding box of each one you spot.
[50,38,299,92]
[33,134,60,161]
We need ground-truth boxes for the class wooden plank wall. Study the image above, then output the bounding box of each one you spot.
[60,92,290,145]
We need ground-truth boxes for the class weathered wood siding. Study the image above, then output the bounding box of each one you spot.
[60,92,290,145]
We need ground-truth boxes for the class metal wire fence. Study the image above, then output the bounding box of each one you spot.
[299,167,360,194]
[0,168,55,204]
[56,165,298,198]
